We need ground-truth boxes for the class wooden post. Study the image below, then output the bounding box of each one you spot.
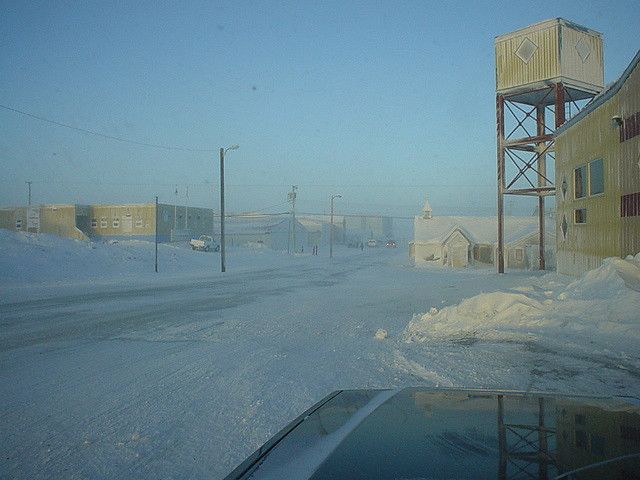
[155,196,158,273]
[537,104,546,270]
[497,94,505,273]
[220,148,226,273]
[554,83,566,128]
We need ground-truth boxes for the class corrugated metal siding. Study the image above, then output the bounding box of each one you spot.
[496,19,603,95]
[0,208,23,231]
[555,95,622,276]
[88,204,156,237]
[496,23,560,93]
[559,25,604,91]
[40,205,87,240]
[619,60,640,256]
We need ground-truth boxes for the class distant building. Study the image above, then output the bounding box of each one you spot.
[80,203,215,242]
[411,198,555,269]
[555,51,640,276]
[0,204,88,241]
[0,203,215,243]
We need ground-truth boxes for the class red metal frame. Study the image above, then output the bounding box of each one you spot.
[496,83,579,273]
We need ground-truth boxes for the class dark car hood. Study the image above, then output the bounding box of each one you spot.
[225,388,640,479]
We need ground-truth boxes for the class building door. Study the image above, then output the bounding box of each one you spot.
[450,244,468,267]
[122,214,133,234]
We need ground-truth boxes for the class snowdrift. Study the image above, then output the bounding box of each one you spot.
[405,253,640,355]
[0,229,298,287]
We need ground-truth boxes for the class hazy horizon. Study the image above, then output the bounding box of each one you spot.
[2,1,638,217]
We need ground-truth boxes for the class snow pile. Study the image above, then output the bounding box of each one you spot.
[562,253,640,298]
[405,292,547,343]
[0,229,310,287]
[0,229,211,285]
[405,254,640,355]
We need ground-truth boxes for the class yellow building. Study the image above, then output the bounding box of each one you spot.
[0,203,216,243]
[0,204,88,240]
[555,51,640,276]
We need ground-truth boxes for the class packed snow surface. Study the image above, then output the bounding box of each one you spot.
[1,230,639,479]
[405,253,640,357]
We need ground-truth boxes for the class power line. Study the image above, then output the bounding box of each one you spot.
[297,211,415,220]
[23,179,493,189]
[0,103,216,153]
[211,211,414,220]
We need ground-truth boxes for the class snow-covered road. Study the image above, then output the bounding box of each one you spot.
[1,240,639,479]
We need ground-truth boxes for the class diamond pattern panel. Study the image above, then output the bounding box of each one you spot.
[575,38,591,63]
[515,37,537,64]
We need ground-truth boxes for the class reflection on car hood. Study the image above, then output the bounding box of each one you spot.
[225,387,640,479]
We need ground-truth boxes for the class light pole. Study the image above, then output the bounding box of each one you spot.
[329,194,342,259]
[220,144,239,273]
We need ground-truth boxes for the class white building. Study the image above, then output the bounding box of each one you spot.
[411,197,555,269]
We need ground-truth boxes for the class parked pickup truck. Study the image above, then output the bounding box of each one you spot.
[189,235,219,252]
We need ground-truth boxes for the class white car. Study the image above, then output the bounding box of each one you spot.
[189,235,219,252]
[367,239,378,247]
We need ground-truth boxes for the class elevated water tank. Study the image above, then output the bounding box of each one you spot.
[495,18,604,105]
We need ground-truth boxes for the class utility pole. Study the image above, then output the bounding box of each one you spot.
[342,217,346,243]
[288,185,297,253]
[220,148,226,272]
[185,185,189,230]
[173,185,178,240]
[26,181,32,205]
[219,144,239,273]
[329,194,342,259]
[155,196,159,273]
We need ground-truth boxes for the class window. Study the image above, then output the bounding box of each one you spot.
[589,159,604,195]
[112,218,120,228]
[574,165,587,199]
[621,192,640,217]
[16,218,23,229]
[515,249,523,261]
[100,217,107,228]
[135,218,143,228]
[620,111,640,142]
[91,218,97,228]
[575,208,587,224]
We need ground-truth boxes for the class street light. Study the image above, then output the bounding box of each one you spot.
[220,144,239,273]
[329,194,342,259]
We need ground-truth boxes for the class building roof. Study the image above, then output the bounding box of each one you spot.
[296,218,323,232]
[219,216,322,235]
[494,17,602,41]
[414,215,552,245]
[556,49,640,136]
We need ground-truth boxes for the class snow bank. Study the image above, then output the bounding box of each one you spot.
[405,292,547,343]
[405,254,640,356]
[563,253,640,297]
[0,229,308,287]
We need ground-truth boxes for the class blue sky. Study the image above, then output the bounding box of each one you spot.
[1,1,638,216]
